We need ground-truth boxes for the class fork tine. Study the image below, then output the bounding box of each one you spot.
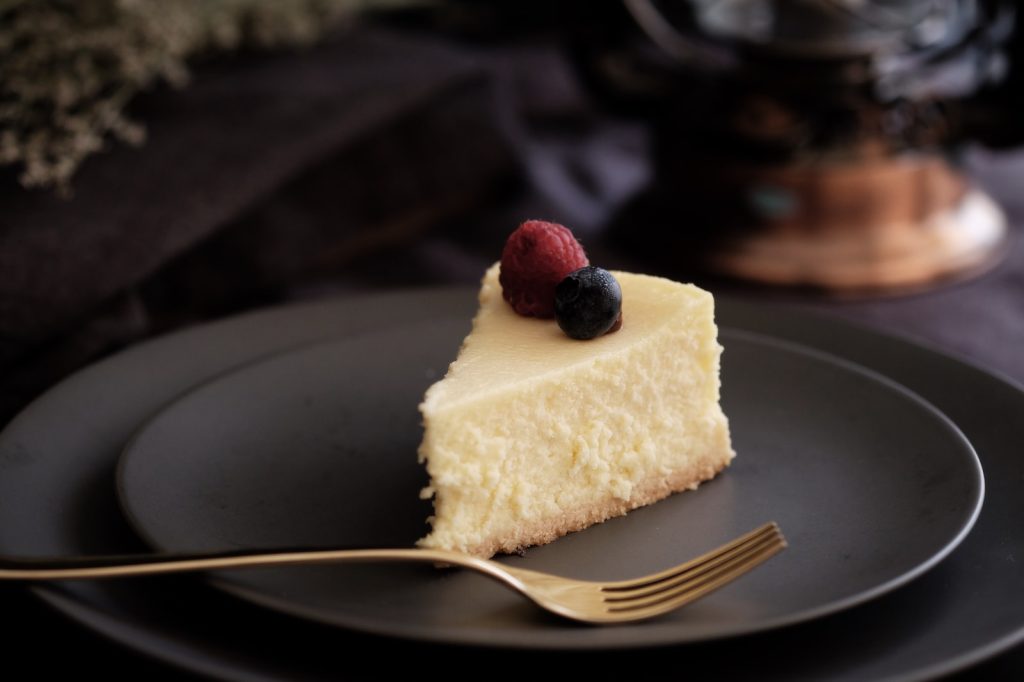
[601,524,785,601]
[600,522,782,594]
[603,533,787,618]
[606,531,786,609]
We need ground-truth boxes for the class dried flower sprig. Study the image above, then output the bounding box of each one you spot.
[0,0,392,191]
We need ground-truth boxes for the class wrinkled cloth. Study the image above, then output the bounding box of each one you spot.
[0,29,513,420]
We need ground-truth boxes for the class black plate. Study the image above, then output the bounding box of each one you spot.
[0,289,1022,680]
[116,324,982,648]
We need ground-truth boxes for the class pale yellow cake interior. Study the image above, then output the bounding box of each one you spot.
[417,263,734,557]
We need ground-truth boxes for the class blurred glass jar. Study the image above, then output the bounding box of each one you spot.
[571,0,1016,292]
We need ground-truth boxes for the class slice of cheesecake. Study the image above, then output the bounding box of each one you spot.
[417,263,735,557]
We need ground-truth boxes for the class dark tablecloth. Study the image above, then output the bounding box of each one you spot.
[1,26,1021,679]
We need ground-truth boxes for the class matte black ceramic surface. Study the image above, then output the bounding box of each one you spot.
[0,289,1021,680]
[116,324,982,647]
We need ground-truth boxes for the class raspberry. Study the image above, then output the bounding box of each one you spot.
[500,220,588,317]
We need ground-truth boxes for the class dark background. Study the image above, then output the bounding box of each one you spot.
[1,9,1022,678]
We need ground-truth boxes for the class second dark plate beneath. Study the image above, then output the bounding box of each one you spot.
[116,321,983,648]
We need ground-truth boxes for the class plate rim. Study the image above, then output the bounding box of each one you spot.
[113,324,985,650]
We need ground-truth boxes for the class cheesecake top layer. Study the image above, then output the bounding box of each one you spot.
[423,263,716,411]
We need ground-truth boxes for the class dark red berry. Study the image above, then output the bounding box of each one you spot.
[500,220,588,318]
[554,266,622,340]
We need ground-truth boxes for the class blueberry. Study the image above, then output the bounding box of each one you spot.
[554,266,622,340]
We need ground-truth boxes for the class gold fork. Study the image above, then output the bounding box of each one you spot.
[0,522,785,624]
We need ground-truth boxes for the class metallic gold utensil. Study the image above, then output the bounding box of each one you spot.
[1,522,786,624]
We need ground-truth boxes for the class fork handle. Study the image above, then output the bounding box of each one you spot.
[0,546,499,582]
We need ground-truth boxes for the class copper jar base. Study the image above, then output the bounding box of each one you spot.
[703,155,1009,294]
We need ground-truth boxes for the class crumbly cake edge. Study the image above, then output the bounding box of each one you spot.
[421,448,735,559]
